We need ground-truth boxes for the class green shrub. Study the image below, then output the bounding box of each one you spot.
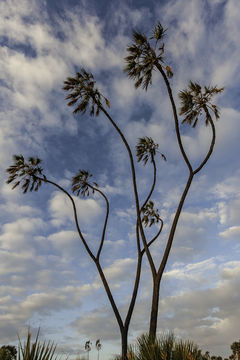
[117,333,205,360]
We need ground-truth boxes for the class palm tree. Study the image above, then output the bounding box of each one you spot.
[84,341,91,360]
[124,22,223,338]
[95,340,102,360]
[6,21,224,359]
[6,78,164,360]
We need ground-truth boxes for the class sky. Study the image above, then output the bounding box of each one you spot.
[0,0,240,359]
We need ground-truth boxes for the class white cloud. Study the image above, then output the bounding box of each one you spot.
[0,284,93,343]
[48,230,81,258]
[0,217,47,251]
[49,191,102,226]
[220,226,240,239]
[93,258,136,289]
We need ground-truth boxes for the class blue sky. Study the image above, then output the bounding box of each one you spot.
[0,0,240,358]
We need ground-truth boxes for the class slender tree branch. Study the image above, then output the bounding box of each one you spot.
[141,158,157,209]
[38,177,124,332]
[157,172,194,279]
[87,184,110,260]
[124,252,143,329]
[39,177,96,262]
[193,111,216,175]
[124,157,160,328]
[137,158,164,255]
[155,62,193,173]
[135,217,142,253]
[141,218,164,256]
[100,105,157,277]
[136,157,157,253]
[95,261,124,330]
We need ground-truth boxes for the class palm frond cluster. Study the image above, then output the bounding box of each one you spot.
[62,68,110,116]
[136,137,166,165]
[124,22,173,91]
[6,155,45,193]
[72,170,98,197]
[178,81,224,127]
[141,200,161,227]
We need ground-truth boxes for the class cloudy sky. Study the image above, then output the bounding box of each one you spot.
[0,0,240,358]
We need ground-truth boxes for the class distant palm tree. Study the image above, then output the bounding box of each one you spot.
[84,341,91,360]
[95,340,102,360]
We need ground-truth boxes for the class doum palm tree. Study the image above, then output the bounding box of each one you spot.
[124,22,223,338]
[6,22,223,359]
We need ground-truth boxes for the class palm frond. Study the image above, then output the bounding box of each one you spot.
[72,170,98,197]
[124,22,172,90]
[63,69,110,116]
[136,137,159,165]
[141,201,161,227]
[165,65,173,78]
[6,155,46,194]
[124,30,156,91]
[151,22,167,42]
[178,81,224,127]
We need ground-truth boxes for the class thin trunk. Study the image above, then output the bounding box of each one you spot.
[121,328,128,360]
[95,260,123,330]
[149,173,194,339]
[124,253,143,328]
[149,278,160,338]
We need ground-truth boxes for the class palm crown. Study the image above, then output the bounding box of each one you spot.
[124,22,173,90]
[178,82,224,127]
[136,137,166,165]
[6,155,45,193]
[141,200,161,227]
[62,68,110,116]
[72,170,98,197]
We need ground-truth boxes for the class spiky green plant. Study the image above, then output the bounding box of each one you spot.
[125,333,205,360]
[173,340,203,360]
[17,330,57,360]
[132,333,174,360]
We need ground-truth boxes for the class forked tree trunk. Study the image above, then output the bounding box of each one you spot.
[149,278,160,338]
[121,327,128,360]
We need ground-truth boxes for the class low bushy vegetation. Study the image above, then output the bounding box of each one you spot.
[114,333,240,360]
[1,332,239,360]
